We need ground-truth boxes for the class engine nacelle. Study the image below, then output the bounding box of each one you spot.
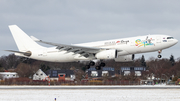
[115,54,135,62]
[95,49,117,59]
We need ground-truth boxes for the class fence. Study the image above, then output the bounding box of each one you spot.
[0,80,140,85]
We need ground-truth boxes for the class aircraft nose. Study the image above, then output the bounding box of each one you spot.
[175,39,178,44]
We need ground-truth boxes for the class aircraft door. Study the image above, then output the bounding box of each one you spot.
[130,40,135,46]
[156,36,161,43]
[43,50,47,56]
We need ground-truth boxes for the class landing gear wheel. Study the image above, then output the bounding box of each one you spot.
[100,62,105,67]
[158,50,162,58]
[89,61,95,66]
[95,66,101,70]
[158,55,162,58]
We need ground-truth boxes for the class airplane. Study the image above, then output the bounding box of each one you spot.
[7,25,178,70]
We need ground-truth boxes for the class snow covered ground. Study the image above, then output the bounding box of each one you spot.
[0,86,180,101]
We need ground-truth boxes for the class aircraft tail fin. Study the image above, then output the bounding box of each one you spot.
[8,25,44,52]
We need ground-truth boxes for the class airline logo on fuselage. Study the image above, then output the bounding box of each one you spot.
[104,40,129,45]
[135,39,154,47]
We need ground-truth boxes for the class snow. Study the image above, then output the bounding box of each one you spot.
[0,86,180,101]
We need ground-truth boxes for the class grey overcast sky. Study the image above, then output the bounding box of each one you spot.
[0,0,179,60]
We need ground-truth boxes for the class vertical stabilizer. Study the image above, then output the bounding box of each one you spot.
[9,25,44,51]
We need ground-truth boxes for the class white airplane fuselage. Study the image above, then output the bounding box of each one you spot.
[28,35,178,62]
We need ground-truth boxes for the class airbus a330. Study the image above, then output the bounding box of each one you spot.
[7,25,178,70]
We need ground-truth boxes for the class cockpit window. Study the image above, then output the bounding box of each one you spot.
[167,37,174,39]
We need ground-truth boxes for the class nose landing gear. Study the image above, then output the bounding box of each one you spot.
[158,50,162,58]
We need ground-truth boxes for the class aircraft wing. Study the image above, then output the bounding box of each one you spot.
[31,36,106,58]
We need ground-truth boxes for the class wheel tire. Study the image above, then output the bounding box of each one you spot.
[89,61,95,66]
[100,62,105,67]
[158,55,162,58]
[95,66,101,70]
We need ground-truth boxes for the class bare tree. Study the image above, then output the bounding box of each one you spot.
[0,54,20,69]
[15,63,39,78]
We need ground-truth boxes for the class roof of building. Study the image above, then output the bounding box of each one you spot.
[120,67,146,71]
[46,70,74,78]
[87,67,115,71]
[120,66,146,68]
[87,67,115,77]
[0,72,18,75]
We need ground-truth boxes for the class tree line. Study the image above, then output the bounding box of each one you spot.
[0,54,180,81]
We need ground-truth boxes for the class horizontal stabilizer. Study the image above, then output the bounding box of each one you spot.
[5,50,32,57]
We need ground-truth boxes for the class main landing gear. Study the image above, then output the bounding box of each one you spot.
[85,61,94,69]
[158,50,162,58]
[95,62,105,70]
[85,61,105,70]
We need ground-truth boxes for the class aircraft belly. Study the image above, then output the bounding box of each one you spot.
[48,52,76,62]
[122,44,156,54]
[31,51,76,62]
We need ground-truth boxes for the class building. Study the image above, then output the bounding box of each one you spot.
[33,69,75,81]
[33,69,47,80]
[46,70,75,81]
[119,67,146,76]
[87,67,115,78]
[0,72,19,80]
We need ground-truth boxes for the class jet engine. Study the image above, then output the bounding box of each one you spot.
[95,49,117,59]
[114,54,135,62]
